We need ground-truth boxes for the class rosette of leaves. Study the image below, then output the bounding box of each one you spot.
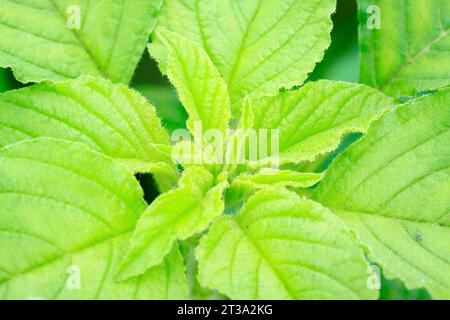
[0,0,448,300]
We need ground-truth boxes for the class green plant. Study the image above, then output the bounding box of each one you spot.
[0,0,448,300]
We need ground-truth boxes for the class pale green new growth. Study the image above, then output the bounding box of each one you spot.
[232,169,323,190]
[249,80,396,163]
[116,167,228,280]
[0,0,161,84]
[0,138,187,299]
[150,0,335,115]
[0,76,176,177]
[314,89,450,299]
[1,0,448,301]
[226,169,323,208]
[156,30,231,137]
[359,0,450,97]
[196,188,377,300]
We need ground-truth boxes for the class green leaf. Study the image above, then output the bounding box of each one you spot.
[0,76,176,176]
[232,168,323,190]
[0,138,188,299]
[155,30,231,136]
[116,166,228,280]
[150,0,336,115]
[359,0,450,97]
[196,188,377,300]
[314,89,450,299]
[226,169,323,210]
[250,80,396,164]
[0,0,161,84]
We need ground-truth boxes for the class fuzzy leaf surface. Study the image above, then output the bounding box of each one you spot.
[156,30,231,136]
[359,0,450,96]
[314,89,450,299]
[0,0,161,84]
[116,166,227,280]
[197,188,377,300]
[150,0,336,115]
[232,169,323,190]
[0,138,187,299]
[250,80,395,164]
[0,76,175,176]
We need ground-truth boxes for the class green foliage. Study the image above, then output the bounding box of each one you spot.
[0,0,162,84]
[0,76,176,178]
[156,30,231,136]
[248,80,396,164]
[314,89,450,299]
[197,188,376,300]
[231,169,323,190]
[150,0,336,115]
[116,167,228,280]
[359,0,450,97]
[0,138,187,299]
[0,0,448,300]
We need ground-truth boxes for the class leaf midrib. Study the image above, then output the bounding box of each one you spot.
[47,0,108,79]
[231,216,363,299]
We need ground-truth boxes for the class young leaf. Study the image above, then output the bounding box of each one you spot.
[232,168,323,190]
[250,80,396,164]
[359,0,450,97]
[196,188,377,300]
[226,169,323,211]
[156,30,231,137]
[150,0,336,114]
[116,166,228,280]
[314,89,450,299]
[0,138,187,299]
[0,0,161,84]
[0,76,176,177]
